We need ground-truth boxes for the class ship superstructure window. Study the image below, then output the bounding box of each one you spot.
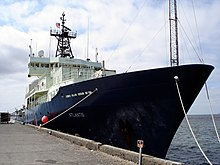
[41,64,49,68]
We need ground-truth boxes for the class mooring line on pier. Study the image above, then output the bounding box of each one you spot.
[40,88,98,127]
[174,76,213,165]
[204,83,220,143]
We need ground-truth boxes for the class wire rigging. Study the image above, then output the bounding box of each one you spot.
[205,83,220,143]
[125,23,167,72]
[191,0,204,58]
[178,0,203,63]
[189,0,219,143]
[106,0,147,62]
[178,21,204,63]
[178,26,192,63]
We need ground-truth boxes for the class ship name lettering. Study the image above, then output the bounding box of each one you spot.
[65,90,92,99]
[69,112,85,118]
[78,92,84,96]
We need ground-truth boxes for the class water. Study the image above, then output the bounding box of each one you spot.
[166,115,220,165]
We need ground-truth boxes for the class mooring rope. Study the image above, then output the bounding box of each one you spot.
[40,88,98,127]
[204,83,220,143]
[174,76,212,165]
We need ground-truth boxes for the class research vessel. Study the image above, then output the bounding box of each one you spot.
[19,2,214,159]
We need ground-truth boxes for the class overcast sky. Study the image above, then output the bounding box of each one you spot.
[0,0,219,114]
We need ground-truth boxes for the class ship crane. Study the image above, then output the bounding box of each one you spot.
[50,12,77,58]
[169,0,179,66]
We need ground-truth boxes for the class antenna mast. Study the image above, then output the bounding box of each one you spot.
[169,0,179,66]
[29,39,33,57]
[86,17,90,61]
[50,12,77,58]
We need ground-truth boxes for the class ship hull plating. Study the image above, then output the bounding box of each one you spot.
[23,64,213,158]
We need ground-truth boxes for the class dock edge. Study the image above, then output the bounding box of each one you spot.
[27,124,184,165]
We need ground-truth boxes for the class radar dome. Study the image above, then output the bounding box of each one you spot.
[38,50,44,57]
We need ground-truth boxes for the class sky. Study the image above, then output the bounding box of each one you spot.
[0,0,219,114]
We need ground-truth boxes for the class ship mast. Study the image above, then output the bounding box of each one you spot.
[169,0,179,66]
[50,12,77,58]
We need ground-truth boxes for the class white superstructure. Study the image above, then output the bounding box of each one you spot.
[25,56,116,109]
[25,12,116,110]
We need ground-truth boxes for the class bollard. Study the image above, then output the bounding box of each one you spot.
[137,140,144,165]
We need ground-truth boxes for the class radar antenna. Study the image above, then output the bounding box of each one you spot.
[169,0,179,66]
[50,12,77,58]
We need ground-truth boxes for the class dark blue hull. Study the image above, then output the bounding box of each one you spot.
[23,64,213,158]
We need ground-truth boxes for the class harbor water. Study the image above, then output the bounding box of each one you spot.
[166,115,220,165]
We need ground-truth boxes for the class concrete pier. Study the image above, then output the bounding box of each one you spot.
[0,123,183,165]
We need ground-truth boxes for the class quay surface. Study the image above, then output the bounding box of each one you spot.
[0,123,183,165]
[0,123,135,165]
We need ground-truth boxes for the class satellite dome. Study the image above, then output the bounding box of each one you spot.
[38,50,44,57]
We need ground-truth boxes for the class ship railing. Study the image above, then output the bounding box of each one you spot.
[57,69,94,85]
[50,29,77,39]
[36,94,47,104]
[68,31,77,38]
[50,29,61,36]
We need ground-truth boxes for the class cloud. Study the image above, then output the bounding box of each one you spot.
[0,26,29,74]
[0,0,219,114]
